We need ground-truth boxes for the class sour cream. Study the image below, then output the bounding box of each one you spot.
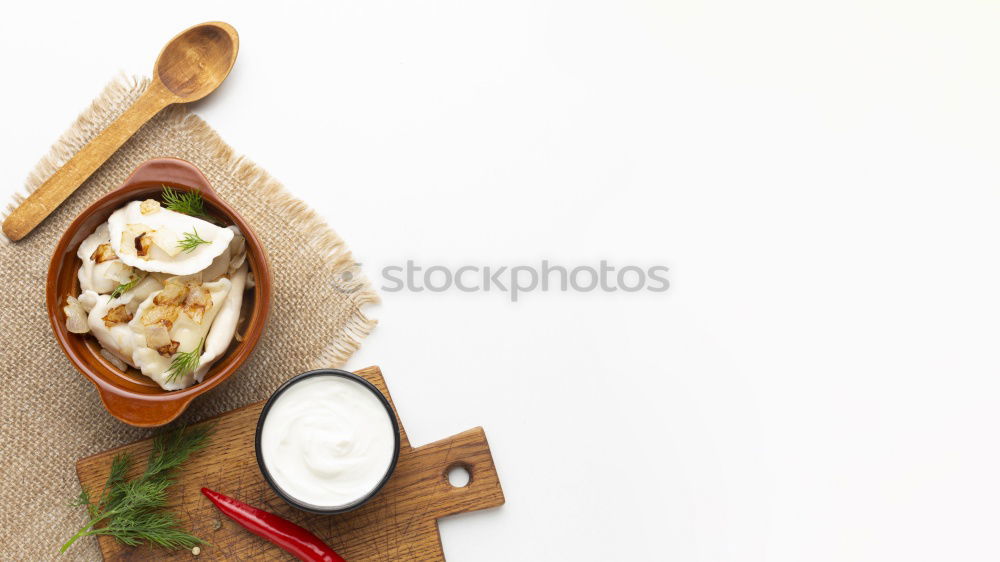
[259,374,398,509]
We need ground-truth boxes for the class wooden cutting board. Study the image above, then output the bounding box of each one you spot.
[76,366,505,560]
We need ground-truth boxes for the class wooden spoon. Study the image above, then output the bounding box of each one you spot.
[2,22,239,241]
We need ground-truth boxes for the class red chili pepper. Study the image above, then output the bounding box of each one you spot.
[201,487,345,562]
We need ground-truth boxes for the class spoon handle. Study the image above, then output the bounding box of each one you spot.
[2,81,175,241]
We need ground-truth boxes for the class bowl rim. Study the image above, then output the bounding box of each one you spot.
[46,157,272,427]
[254,368,402,514]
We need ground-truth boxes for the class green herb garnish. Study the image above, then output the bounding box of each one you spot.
[108,274,145,302]
[176,228,212,253]
[165,338,205,383]
[61,425,214,553]
[161,185,206,217]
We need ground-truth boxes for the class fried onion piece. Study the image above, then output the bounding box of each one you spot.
[143,321,172,349]
[140,304,179,329]
[140,199,161,215]
[134,232,154,257]
[156,341,180,357]
[182,283,213,324]
[90,243,118,264]
[154,278,189,306]
[102,304,132,327]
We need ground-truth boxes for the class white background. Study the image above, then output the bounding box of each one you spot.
[3,1,1000,560]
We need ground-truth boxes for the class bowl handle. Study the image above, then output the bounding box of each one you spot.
[118,157,218,196]
[97,386,193,427]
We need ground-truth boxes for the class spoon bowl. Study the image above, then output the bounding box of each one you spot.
[155,22,239,101]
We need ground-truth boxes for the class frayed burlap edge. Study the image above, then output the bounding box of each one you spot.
[2,73,379,367]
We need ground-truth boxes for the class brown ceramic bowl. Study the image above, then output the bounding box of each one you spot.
[46,158,272,427]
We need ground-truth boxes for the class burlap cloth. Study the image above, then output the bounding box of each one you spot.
[0,76,378,560]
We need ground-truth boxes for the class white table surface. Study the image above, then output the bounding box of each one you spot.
[4,2,1000,560]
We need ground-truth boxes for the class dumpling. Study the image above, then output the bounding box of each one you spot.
[77,223,135,294]
[87,302,136,367]
[83,276,165,365]
[107,199,234,276]
[195,261,249,382]
[129,276,233,390]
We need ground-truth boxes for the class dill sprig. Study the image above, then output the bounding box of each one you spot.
[108,274,146,302]
[176,228,212,253]
[161,185,206,217]
[61,425,214,553]
[165,338,205,383]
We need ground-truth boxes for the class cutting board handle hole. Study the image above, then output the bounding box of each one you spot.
[446,462,472,488]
